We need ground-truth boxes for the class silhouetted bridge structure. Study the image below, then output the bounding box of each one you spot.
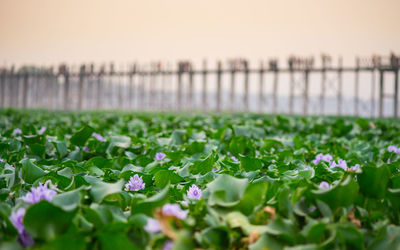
[0,53,399,117]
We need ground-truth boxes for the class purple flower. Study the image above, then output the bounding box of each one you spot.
[154,152,166,161]
[319,181,331,189]
[144,218,161,233]
[350,164,360,171]
[396,148,400,154]
[231,156,239,162]
[322,154,333,162]
[10,208,25,234]
[162,203,188,220]
[22,180,57,204]
[212,168,217,172]
[187,184,202,200]
[92,132,106,142]
[313,153,333,165]
[329,159,347,170]
[13,128,22,135]
[10,208,34,248]
[162,241,173,250]
[18,230,34,248]
[388,145,397,153]
[312,153,324,165]
[387,159,391,164]
[38,127,46,134]
[0,158,4,162]
[125,174,145,191]
[337,159,348,170]
[83,146,90,152]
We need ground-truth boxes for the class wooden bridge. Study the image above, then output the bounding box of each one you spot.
[0,53,399,117]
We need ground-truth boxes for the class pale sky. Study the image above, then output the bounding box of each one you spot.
[0,0,399,67]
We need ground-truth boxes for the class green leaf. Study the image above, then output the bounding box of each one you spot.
[132,185,169,215]
[240,156,263,172]
[70,125,94,147]
[236,181,267,215]
[90,180,124,203]
[358,165,390,199]
[107,135,131,152]
[249,233,283,250]
[200,226,230,249]
[24,201,76,241]
[40,234,86,250]
[154,169,184,188]
[52,189,81,211]
[54,141,68,158]
[368,225,400,250]
[189,152,215,175]
[311,176,359,211]
[335,223,364,249]
[207,175,248,207]
[20,158,45,184]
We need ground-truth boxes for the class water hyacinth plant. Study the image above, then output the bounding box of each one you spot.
[92,132,106,142]
[319,181,332,189]
[161,204,188,220]
[312,153,333,165]
[22,180,57,204]
[38,126,46,134]
[187,184,202,200]
[13,128,22,135]
[9,208,34,247]
[0,110,400,249]
[154,152,166,161]
[125,174,146,191]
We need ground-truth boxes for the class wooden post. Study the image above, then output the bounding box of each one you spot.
[14,72,20,108]
[78,65,85,110]
[337,57,343,115]
[273,68,278,114]
[8,66,15,107]
[320,61,326,115]
[244,62,249,111]
[110,63,115,109]
[128,64,135,110]
[370,68,375,117]
[202,60,207,112]
[177,63,183,111]
[49,68,55,109]
[303,69,309,115]
[258,61,264,113]
[97,65,104,110]
[63,66,70,110]
[0,69,6,107]
[355,57,360,116]
[188,63,194,111]
[289,68,294,115]
[148,63,154,110]
[139,66,145,111]
[22,70,28,108]
[159,63,165,111]
[118,64,124,109]
[230,65,236,111]
[216,61,222,113]
[394,69,399,118]
[379,69,384,117]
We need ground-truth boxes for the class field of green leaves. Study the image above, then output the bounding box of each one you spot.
[0,109,400,250]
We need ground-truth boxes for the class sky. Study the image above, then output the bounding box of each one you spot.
[0,0,399,68]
